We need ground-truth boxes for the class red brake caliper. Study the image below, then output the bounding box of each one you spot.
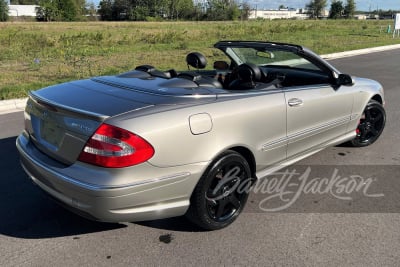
[356,120,361,134]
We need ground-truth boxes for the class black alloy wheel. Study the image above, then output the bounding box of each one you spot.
[186,150,253,230]
[351,99,386,147]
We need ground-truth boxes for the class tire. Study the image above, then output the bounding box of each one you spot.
[186,150,253,230]
[350,99,386,147]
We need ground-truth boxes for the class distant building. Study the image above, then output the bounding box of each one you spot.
[193,0,208,6]
[8,5,38,17]
[192,0,214,11]
[249,8,309,20]
[354,14,367,20]
[320,9,329,18]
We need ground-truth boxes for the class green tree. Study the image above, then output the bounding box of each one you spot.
[344,0,355,18]
[36,0,85,21]
[329,0,343,19]
[86,2,98,20]
[59,0,78,21]
[74,0,86,18]
[306,0,327,19]
[11,0,38,4]
[206,0,240,20]
[240,2,251,20]
[98,0,113,20]
[98,0,242,21]
[36,0,60,21]
[129,2,149,21]
[0,0,8,21]
[168,0,194,20]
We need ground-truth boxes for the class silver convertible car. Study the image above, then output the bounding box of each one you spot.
[17,41,386,230]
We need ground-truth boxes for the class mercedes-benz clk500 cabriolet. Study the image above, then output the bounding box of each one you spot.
[17,41,386,230]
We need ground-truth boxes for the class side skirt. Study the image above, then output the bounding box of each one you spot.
[255,130,356,180]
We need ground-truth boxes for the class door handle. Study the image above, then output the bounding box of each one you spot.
[288,98,303,107]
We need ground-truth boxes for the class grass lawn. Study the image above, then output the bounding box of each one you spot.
[0,20,398,100]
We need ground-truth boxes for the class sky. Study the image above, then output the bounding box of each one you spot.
[247,0,400,11]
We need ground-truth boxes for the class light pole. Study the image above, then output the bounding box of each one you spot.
[253,0,259,19]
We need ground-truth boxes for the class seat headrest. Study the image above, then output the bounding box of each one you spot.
[186,52,207,69]
[135,65,156,73]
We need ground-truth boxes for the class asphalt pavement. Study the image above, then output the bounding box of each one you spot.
[1,49,400,266]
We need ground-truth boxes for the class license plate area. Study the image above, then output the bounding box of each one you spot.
[40,119,64,149]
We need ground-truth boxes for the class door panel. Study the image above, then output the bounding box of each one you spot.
[227,91,287,171]
[255,92,287,170]
[213,91,287,171]
[285,85,353,158]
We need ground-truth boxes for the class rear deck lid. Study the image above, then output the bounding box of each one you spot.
[24,79,156,165]
[24,76,217,165]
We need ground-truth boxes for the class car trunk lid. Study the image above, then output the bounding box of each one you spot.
[24,77,217,165]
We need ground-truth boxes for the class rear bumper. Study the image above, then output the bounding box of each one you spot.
[16,133,205,222]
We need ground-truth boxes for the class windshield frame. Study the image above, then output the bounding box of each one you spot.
[214,41,340,80]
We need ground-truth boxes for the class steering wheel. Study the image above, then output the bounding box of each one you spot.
[227,63,262,90]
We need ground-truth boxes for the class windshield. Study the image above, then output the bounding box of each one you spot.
[225,47,322,72]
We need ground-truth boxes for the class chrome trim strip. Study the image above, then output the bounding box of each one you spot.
[17,137,191,191]
[350,113,360,121]
[261,115,352,151]
[287,115,351,143]
[30,92,108,121]
[256,131,356,180]
[110,200,190,214]
[283,84,333,93]
[217,88,283,98]
[262,136,288,151]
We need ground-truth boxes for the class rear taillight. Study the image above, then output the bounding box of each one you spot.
[78,123,154,168]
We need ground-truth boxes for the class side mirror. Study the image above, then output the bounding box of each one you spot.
[337,73,354,86]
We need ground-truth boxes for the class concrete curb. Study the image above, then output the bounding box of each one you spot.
[320,44,400,60]
[0,98,28,115]
[1,43,400,115]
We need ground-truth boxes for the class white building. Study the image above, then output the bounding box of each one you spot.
[193,0,208,5]
[354,14,367,20]
[249,9,309,20]
[8,5,38,17]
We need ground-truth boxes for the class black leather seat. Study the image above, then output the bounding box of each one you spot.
[135,65,177,79]
[178,52,223,89]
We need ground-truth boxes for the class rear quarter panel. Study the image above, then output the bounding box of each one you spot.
[107,92,287,170]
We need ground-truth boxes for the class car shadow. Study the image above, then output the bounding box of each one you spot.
[0,136,203,237]
[0,136,125,239]
[135,216,205,232]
